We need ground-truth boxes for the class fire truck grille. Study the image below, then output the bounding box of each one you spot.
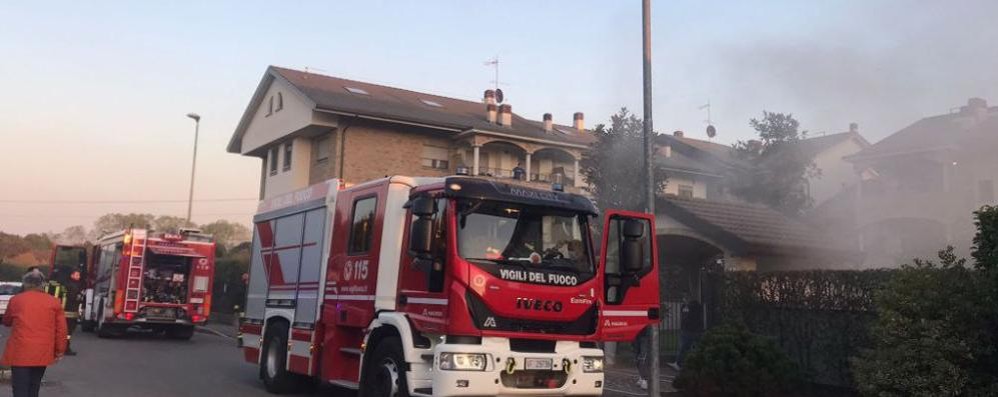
[466,292,597,336]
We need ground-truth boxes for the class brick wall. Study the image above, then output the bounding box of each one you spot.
[340,119,453,184]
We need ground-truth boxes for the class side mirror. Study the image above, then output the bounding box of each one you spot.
[410,196,435,217]
[620,219,646,273]
[409,217,433,257]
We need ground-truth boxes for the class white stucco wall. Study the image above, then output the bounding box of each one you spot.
[241,78,315,155]
[662,175,707,199]
[809,138,865,205]
[263,137,313,198]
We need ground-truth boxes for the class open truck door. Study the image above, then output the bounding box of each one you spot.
[49,245,88,285]
[598,210,660,341]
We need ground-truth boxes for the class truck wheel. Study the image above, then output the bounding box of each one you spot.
[166,325,195,340]
[361,337,410,397]
[261,322,297,393]
[80,320,96,333]
[96,309,120,338]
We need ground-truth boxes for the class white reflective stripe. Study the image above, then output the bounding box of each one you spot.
[289,340,311,356]
[325,295,376,301]
[406,297,448,306]
[602,310,647,317]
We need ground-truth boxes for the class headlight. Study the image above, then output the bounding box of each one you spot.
[581,356,604,373]
[439,353,488,371]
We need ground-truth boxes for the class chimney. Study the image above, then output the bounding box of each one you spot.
[966,97,988,120]
[543,113,553,132]
[673,130,684,137]
[849,123,859,133]
[486,103,497,124]
[484,89,496,105]
[573,112,584,131]
[499,104,512,127]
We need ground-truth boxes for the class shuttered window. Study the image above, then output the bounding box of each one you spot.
[421,145,449,170]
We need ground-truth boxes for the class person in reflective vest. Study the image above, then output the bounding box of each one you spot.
[46,267,81,356]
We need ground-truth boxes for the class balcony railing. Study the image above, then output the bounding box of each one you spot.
[477,167,575,186]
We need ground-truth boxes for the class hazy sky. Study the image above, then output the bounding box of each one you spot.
[2,1,997,235]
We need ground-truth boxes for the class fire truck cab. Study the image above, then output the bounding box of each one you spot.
[241,176,659,396]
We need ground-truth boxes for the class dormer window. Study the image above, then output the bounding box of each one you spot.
[345,86,369,95]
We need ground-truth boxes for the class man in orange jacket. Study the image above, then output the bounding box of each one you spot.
[1,270,67,397]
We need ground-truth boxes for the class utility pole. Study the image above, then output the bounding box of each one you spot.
[186,113,201,223]
[642,0,661,396]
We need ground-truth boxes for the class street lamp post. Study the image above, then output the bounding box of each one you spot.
[186,113,201,224]
[641,1,661,396]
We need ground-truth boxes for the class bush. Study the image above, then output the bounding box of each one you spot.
[850,247,998,397]
[973,205,998,270]
[673,323,800,396]
[716,270,892,387]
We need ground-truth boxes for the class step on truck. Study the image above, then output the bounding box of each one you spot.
[239,176,659,396]
[52,228,217,339]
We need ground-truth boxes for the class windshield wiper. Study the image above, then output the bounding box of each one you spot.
[464,257,531,271]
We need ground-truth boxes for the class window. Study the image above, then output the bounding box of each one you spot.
[269,147,279,175]
[678,184,694,199]
[420,99,443,107]
[267,96,274,116]
[980,180,995,202]
[345,86,369,95]
[313,135,330,163]
[421,145,449,170]
[348,197,377,254]
[276,92,283,112]
[283,142,293,172]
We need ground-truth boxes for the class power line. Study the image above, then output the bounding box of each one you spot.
[0,198,258,204]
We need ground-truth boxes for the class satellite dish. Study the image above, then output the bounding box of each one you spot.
[706,124,717,138]
[495,89,504,104]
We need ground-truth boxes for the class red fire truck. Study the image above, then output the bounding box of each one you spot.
[52,228,217,339]
[239,176,659,396]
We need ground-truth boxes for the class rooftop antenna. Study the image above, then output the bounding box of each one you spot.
[700,101,717,139]
[483,56,505,103]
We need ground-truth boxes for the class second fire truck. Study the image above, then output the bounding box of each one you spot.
[240,175,660,396]
[53,228,217,339]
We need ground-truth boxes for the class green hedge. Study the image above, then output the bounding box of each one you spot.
[715,270,894,387]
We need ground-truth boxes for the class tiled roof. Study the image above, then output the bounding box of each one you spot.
[271,66,594,146]
[797,131,868,159]
[658,196,836,254]
[849,103,998,161]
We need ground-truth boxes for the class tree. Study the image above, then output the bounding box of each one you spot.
[201,220,251,248]
[972,205,998,270]
[56,225,89,245]
[92,213,155,236]
[581,108,668,212]
[728,111,818,215]
[152,215,196,232]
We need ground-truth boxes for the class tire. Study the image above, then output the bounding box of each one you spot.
[360,337,410,397]
[261,322,297,394]
[166,325,195,340]
[80,320,96,333]
[96,308,119,338]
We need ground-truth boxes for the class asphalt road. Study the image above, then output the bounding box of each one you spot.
[0,326,333,397]
[0,324,668,396]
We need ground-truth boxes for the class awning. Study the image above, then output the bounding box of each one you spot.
[147,246,204,258]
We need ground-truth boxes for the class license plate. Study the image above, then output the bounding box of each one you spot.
[524,358,552,370]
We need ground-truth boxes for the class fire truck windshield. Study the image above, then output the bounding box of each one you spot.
[457,199,593,275]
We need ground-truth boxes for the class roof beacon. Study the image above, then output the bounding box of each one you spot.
[455,165,471,176]
[552,182,565,192]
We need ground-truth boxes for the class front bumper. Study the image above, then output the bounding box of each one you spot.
[432,337,604,397]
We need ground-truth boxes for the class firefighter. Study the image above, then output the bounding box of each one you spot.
[46,266,82,356]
